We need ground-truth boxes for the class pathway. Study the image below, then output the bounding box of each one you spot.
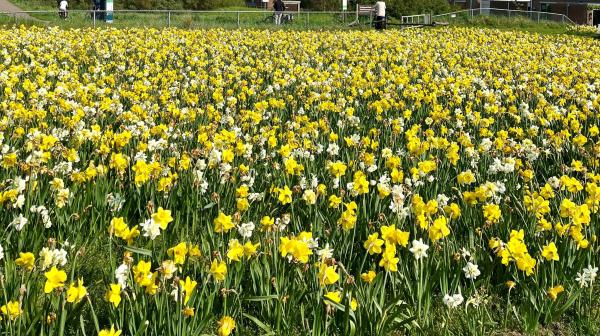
[0,0,38,20]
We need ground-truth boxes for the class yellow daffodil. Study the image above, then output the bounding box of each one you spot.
[44,267,67,294]
[179,276,197,304]
[106,284,122,308]
[152,207,173,229]
[210,259,227,281]
[66,278,87,303]
[99,325,122,336]
[541,242,559,262]
[218,316,236,336]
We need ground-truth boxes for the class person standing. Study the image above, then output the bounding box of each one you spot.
[374,1,386,30]
[273,0,286,25]
[59,0,68,19]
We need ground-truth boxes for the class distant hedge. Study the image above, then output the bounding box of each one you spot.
[270,0,454,16]
[341,0,454,16]
[119,0,244,10]
[59,0,244,10]
[58,0,452,15]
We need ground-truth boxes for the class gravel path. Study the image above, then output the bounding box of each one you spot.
[0,0,38,20]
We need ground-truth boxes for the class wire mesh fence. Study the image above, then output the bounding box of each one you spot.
[432,8,574,25]
[0,9,358,29]
[401,14,428,25]
[0,8,577,29]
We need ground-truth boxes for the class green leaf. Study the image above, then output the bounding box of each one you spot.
[393,315,417,327]
[324,298,356,320]
[242,313,276,335]
[133,320,149,336]
[348,320,356,336]
[79,315,88,336]
[555,288,582,316]
[124,245,153,257]
[242,294,279,302]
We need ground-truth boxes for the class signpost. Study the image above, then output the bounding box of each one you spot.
[106,0,113,23]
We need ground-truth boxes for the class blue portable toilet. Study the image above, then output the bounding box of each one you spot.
[105,0,113,22]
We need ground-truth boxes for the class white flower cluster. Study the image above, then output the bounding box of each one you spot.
[39,247,68,270]
[140,218,161,240]
[576,265,598,288]
[238,222,255,239]
[409,239,429,260]
[463,262,481,280]
[443,293,464,308]
[488,157,516,174]
[30,205,53,228]
[389,185,410,218]
[10,213,28,231]
[115,263,130,288]
[274,214,291,232]
[193,159,210,194]
[8,176,28,209]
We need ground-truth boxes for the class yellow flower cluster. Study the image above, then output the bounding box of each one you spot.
[0,25,598,334]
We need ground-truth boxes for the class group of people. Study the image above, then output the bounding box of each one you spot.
[271,0,386,29]
[55,0,383,28]
[57,0,105,20]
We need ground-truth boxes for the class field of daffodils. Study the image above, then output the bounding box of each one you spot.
[0,26,599,335]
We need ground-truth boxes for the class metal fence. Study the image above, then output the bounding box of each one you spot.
[432,8,575,25]
[401,14,429,25]
[0,9,358,29]
[0,8,577,29]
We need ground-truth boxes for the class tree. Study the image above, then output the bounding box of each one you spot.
[386,0,452,16]
[180,0,243,9]
[334,0,453,16]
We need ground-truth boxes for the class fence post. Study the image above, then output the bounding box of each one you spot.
[93,10,96,27]
[237,11,240,28]
[307,12,310,26]
[168,11,171,27]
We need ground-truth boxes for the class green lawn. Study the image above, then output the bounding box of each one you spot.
[434,14,598,37]
[0,7,358,30]
[1,2,599,37]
